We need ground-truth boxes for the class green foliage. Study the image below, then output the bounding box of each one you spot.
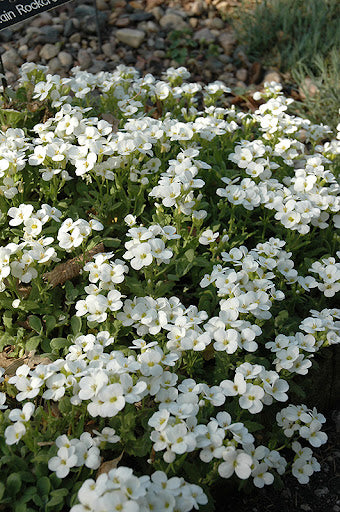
[235,0,340,71]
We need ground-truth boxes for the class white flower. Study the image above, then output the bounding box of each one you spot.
[218,447,253,479]
[5,422,26,445]
[48,446,78,478]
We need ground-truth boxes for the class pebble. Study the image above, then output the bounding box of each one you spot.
[77,49,93,70]
[218,29,236,55]
[116,28,146,48]
[1,49,23,73]
[58,51,73,69]
[48,57,63,74]
[299,77,319,99]
[264,70,281,83]
[193,28,216,43]
[188,0,206,16]
[159,13,189,30]
[236,68,248,82]
[36,26,60,44]
[101,43,115,57]
[39,44,59,61]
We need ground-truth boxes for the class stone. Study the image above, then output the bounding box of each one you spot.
[0,29,13,43]
[236,68,248,82]
[97,0,108,9]
[154,38,165,50]
[116,28,145,48]
[208,17,224,30]
[77,49,93,70]
[48,57,63,74]
[75,5,108,34]
[218,29,236,55]
[193,28,216,43]
[189,0,206,16]
[31,12,52,27]
[26,49,40,62]
[149,7,164,21]
[63,19,77,37]
[299,77,319,100]
[116,17,130,28]
[39,44,59,61]
[130,10,154,22]
[37,26,60,44]
[58,51,73,69]
[101,43,115,57]
[189,18,199,28]
[146,0,163,7]
[159,14,189,30]
[264,70,281,84]
[88,60,109,74]
[1,49,23,73]
[70,33,82,44]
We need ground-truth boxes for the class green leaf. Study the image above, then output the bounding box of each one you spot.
[3,311,12,329]
[184,248,195,262]
[46,488,68,508]
[6,473,22,496]
[71,316,82,335]
[0,482,5,500]
[102,237,122,248]
[244,421,264,433]
[44,315,57,334]
[37,476,51,496]
[50,338,70,352]
[28,315,42,333]
[14,502,27,512]
[25,336,42,352]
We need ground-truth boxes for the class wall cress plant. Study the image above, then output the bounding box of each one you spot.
[0,63,339,511]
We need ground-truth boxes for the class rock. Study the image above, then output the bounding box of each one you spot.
[96,0,108,9]
[0,29,13,43]
[130,10,154,22]
[88,60,109,74]
[188,0,206,16]
[236,68,248,82]
[31,12,52,27]
[193,28,216,43]
[189,18,199,28]
[144,21,159,33]
[264,70,281,84]
[149,7,164,21]
[101,43,115,57]
[218,29,236,55]
[116,16,130,28]
[75,5,108,34]
[63,19,77,37]
[39,44,59,61]
[36,26,61,44]
[299,77,319,99]
[58,51,73,69]
[70,33,82,44]
[116,28,145,48]
[1,49,23,73]
[207,17,224,30]
[154,38,165,50]
[159,13,189,30]
[26,49,40,62]
[77,49,93,70]
[153,50,166,58]
[146,0,163,8]
[48,57,63,74]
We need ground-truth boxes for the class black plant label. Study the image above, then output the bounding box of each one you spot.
[0,0,73,30]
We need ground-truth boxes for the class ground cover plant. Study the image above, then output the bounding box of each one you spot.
[234,0,340,129]
[0,63,339,511]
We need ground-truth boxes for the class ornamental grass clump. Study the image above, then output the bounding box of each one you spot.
[0,63,339,511]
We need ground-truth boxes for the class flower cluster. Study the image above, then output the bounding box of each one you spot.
[0,63,338,510]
